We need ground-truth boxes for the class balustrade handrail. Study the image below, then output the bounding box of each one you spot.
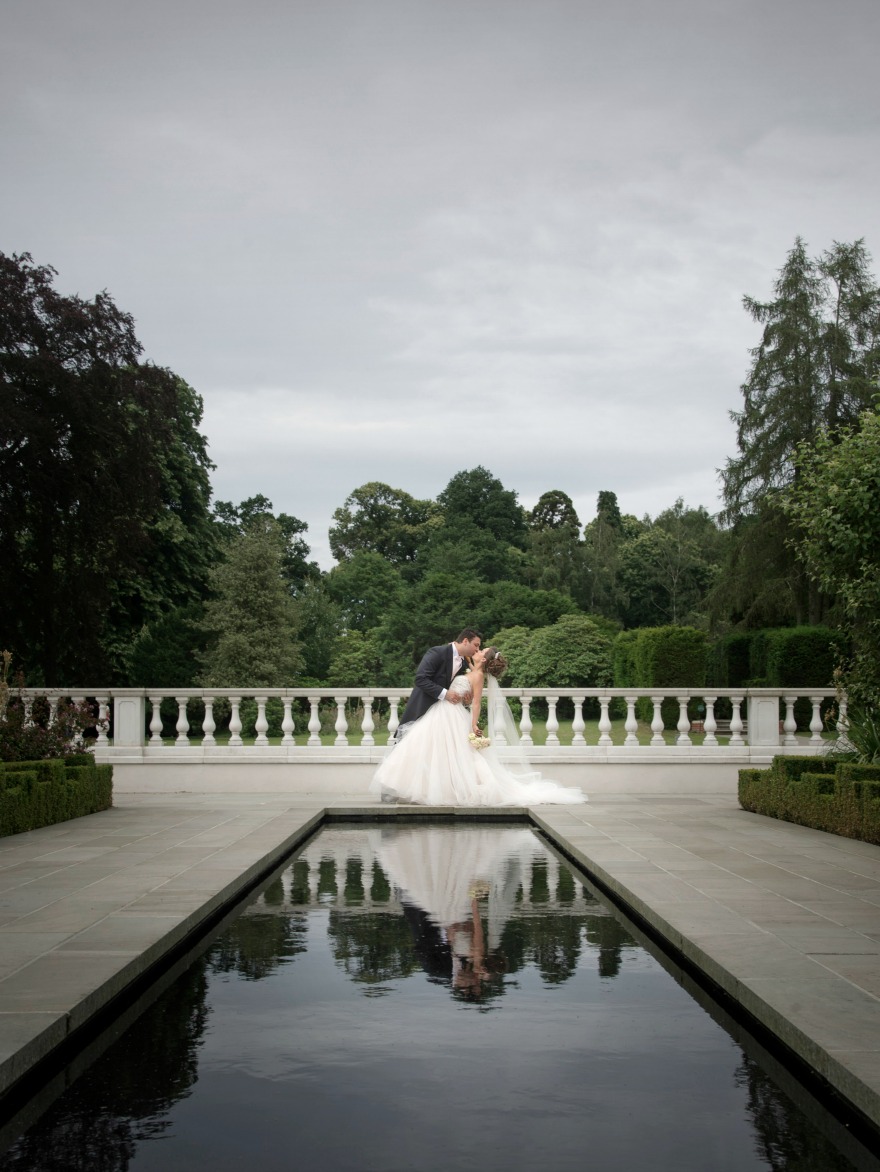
[7,686,842,699]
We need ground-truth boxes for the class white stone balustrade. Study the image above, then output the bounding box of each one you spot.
[6,686,840,762]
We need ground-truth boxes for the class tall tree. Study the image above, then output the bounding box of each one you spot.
[526,490,583,595]
[819,240,880,433]
[325,550,404,632]
[329,482,439,568]
[619,501,722,628]
[718,237,880,627]
[437,466,528,549]
[785,407,880,704]
[214,494,318,591]
[199,518,302,687]
[723,238,827,512]
[418,467,530,584]
[579,491,639,620]
[0,252,217,683]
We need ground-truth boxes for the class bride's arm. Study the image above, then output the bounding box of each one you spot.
[468,671,484,733]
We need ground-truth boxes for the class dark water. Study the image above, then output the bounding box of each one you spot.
[0,824,877,1172]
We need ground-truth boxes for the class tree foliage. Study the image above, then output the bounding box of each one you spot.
[579,491,639,619]
[526,489,583,595]
[716,238,880,630]
[0,251,216,684]
[437,466,528,549]
[492,615,615,689]
[619,500,723,628]
[214,494,318,592]
[329,482,439,567]
[325,551,404,632]
[199,519,302,687]
[785,407,880,703]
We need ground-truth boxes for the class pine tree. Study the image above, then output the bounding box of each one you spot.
[199,519,302,687]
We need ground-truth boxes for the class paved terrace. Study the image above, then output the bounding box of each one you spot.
[1,790,879,1138]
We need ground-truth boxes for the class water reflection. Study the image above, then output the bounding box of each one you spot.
[0,825,876,1172]
[0,965,209,1171]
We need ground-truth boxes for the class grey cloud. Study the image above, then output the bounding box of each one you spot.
[2,0,878,566]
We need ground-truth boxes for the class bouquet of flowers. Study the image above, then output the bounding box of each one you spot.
[468,730,490,750]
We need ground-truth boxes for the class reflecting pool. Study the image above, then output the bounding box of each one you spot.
[1,824,877,1172]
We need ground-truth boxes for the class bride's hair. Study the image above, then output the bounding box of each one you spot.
[483,647,508,679]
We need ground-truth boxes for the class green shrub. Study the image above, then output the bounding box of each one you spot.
[612,630,639,688]
[762,627,836,688]
[0,758,112,837]
[738,755,880,844]
[495,615,614,719]
[615,626,706,726]
[0,694,95,761]
[826,705,880,764]
[709,632,753,689]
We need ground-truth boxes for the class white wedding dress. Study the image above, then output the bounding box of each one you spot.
[371,673,587,806]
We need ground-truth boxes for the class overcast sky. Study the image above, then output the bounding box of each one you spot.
[4,0,879,566]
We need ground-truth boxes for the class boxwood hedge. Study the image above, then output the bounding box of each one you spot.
[738,755,880,844]
[0,755,112,837]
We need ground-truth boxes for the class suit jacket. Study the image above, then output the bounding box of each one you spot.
[398,643,467,727]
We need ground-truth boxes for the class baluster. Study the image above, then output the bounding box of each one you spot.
[71,697,86,748]
[624,696,639,746]
[493,689,509,745]
[387,698,400,741]
[202,697,216,746]
[809,695,824,744]
[571,696,586,746]
[730,696,745,745]
[783,695,798,745]
[651,696,665,746]
[598,698,612,746]
[308,696,322,746]
[545,697,560,746]
[255,696,269,746]
[228,697,243,747]
[308,859,320,902]
[520,696,533,745]
[676,696,692,746]
[95,696,110,747]
[48,696,59,727]
[361,698,375,746]
[23,696,33,727]
[281,699,295,745]
[149,696,163,744]
[334,696,349,746]
[175,696,190,746]
[703,696,718,747]
[837,695,849,744]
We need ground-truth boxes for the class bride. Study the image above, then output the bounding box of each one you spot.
[371,647,586,806]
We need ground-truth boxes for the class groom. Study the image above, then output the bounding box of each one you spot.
[394,628,482,742]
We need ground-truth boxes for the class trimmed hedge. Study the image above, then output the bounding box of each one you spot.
[0,756,112,837]
[708,631,752,689]
[738,755,880,844]
[613,625,707,726]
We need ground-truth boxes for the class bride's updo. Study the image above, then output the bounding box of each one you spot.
[483,647,508,679]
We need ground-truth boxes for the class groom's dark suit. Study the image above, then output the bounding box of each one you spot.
[398,643,468,727]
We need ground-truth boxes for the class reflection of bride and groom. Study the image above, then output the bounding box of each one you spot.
[371,628,587,806]
[371,824,545,1002]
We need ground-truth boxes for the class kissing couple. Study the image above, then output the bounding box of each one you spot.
[370,628,586,807]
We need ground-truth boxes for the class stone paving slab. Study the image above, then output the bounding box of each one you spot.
[0,790,878,1141]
